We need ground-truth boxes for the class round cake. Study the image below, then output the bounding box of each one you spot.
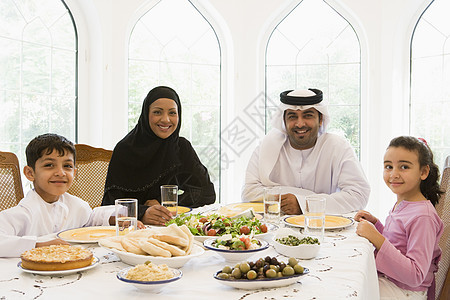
[21,245,94,271]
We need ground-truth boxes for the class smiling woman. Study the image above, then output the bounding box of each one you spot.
[101,86,216,226]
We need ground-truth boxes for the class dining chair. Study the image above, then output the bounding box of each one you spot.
[67,144,113,209]
[436,156,449,300]
[0,151,24,211]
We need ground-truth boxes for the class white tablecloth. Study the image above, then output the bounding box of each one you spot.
[0,211,380,300]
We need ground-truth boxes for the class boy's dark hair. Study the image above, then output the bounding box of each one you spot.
[388,136,444,206]
[25,133,76,169]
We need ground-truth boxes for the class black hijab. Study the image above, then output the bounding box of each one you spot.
[104,86,182,194]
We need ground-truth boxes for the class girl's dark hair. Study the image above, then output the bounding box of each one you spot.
[388,136,444,206]
[25,133,76,169]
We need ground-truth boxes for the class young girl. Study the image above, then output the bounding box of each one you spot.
[355,136,444,300]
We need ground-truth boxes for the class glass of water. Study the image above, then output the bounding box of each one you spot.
[304,195,326,242]
[115,198,138,236]
[263,186,281,225]
[161,185,178,216]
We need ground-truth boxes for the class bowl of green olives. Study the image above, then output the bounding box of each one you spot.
[272,228,320,259]
[213,256,309,289]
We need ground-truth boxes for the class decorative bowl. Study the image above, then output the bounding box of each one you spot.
[272,228,320,259]
[117,266,182,292]
[203,237,269,262]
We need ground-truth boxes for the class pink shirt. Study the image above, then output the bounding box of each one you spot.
[374,200,443,293]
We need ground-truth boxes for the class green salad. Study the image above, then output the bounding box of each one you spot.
[166,213,268,237]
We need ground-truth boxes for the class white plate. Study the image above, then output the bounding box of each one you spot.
[282,215,354,230]
[57,226,116,243]
[213,268,309,290]
[193,223,279,243]
[104,244,204,268]
[117,266,182,292]
[18,256,99,275]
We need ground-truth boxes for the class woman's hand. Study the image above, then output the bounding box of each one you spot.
[356,220,385,250]
[354,210,378,224]
[36,238,70,248]
[141,205,173,226]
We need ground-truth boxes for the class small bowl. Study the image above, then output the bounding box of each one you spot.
[203,237,269,262]
[117,266,182,292]
[272,228,320,259]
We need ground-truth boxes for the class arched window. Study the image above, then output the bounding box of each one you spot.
[0,0,77,164]
[411,0,450,167]
[266,0,361,155]
[128,0,221,186]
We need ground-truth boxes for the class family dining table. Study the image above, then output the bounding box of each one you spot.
[0,204,380,300]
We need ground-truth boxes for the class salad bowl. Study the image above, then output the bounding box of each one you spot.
[272,228,320,259]
[203,236,269,262]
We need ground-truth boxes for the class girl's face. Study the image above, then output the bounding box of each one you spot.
[148,98,179,139]
[383,146,429,201]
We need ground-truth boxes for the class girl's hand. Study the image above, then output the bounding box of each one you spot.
[141,205,173,226]
[137,220,146,229]
[36,238,70,248]
[356,220,385,250]
[354,210,378,224]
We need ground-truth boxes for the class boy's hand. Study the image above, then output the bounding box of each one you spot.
[36,238,70,248]
[354,210,377,224]
[356,220,385,250]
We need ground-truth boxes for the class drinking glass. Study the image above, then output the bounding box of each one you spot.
[115,198,138,236]
[304,195,326,242]
[161,185,178,215]
[263,186,281,225]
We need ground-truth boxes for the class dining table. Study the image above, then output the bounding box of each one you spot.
[0,204,380,300]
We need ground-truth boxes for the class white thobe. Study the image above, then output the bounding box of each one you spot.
[242,132,370,214]
[0,190,115,257]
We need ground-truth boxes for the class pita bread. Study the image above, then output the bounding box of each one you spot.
[139,239,171,257]
[150,234,188,248]
[147,237,185,256]
[121,237,147,255]
[99,236,125,252]
[179,224,193,255]
[125,228,157,239]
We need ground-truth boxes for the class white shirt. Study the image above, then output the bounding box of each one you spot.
[0,190,115,257]
[242,132,370,214]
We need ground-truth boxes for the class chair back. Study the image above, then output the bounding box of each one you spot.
[0,151,24,210]
[67,144,112,209]
[436,156,449,300]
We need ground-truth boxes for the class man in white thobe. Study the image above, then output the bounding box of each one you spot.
[242,89,370,214]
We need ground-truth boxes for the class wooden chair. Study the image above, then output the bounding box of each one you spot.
[67,144,113,209]
[0,151,24,211]
[436,156,449,300]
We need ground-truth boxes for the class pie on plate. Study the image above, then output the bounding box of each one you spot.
[20,245,94,271]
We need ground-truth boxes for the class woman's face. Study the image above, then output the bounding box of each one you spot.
[148,98,179,139]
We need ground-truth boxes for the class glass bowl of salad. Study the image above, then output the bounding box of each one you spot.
[203,234,269,262]
[166,213,276,243]
[272,228,320,259]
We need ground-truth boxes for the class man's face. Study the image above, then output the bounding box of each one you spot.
[284,108,323,150]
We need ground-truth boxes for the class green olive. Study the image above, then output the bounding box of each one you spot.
[222,266,232,274]
[294,264,304,274]
[232,268,242,279]
[288,257,298,267]
[239,262,251,273]
[277,271,283,278]
[282,265,295,276]
[247,270,257,280]
[265,269,277,278]
[217,272,230,279]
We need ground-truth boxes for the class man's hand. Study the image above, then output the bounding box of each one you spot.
[141,205,173,226]
[280,193,302,215]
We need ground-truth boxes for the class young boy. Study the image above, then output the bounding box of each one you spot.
[0,133,115,257]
